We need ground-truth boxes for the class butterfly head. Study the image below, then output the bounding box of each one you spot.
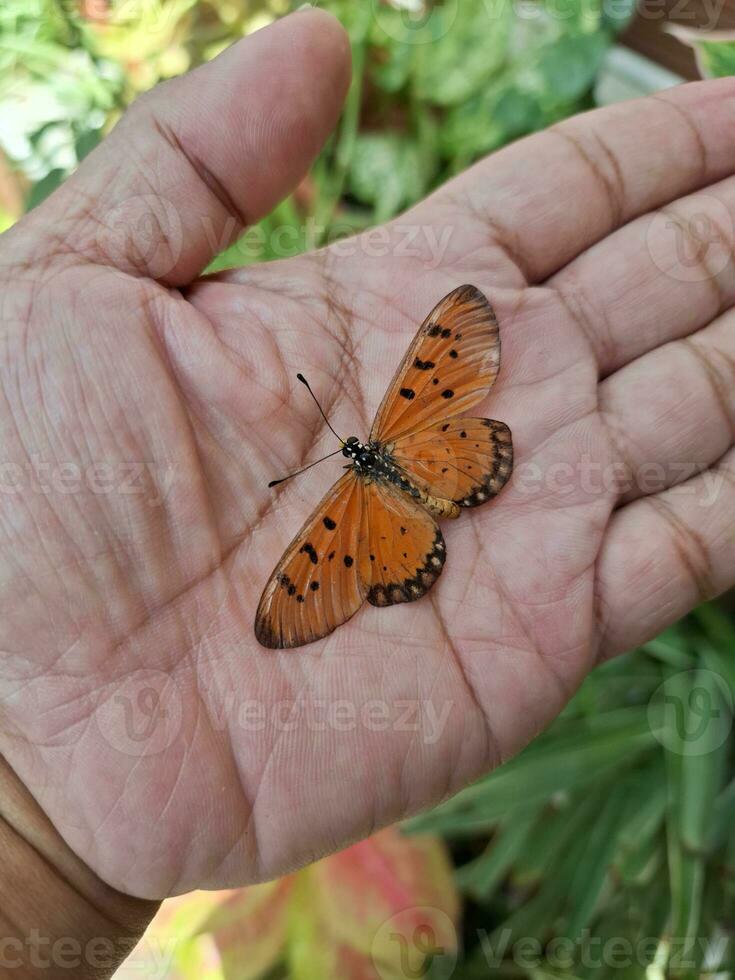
[342,436,376,469]
[342,435,363,459]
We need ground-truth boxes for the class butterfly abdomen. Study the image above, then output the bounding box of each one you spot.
[420,494,461,520]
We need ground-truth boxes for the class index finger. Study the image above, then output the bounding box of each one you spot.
[421,78,735,284]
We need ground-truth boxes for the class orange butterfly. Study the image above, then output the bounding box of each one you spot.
[255,284,513,649]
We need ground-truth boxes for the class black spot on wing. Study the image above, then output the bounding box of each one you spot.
[400,388,416,400]
[323,516,336,530]
[441,389,454,399]
[299,542,318,564]
[344,554,354,568]
[414,358,435,370]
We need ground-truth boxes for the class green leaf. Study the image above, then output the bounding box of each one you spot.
[667,28,735,78]
[74,127,102,162]
[25,168,65,210]
[369,10,416,93]
[695,38,735,77]
[676,669,730,854]
[441,81,545,160]
[455,806,540,899]
[511,795,586,886]
[490,793,606,944]
[348,132,430,222]
[563,781,635,939]
[662,668,728,971]
[642,627,695,670]
[695,603,735,700]
[710,776,735,850]
[412,0,512,106]
[529,31,610,108]
[612,762,667,885]
[408,707,657,834]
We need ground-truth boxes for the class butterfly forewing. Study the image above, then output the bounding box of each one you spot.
[370,285,500,445]
[363,479,445,607]
[391,417,513,507]
[255,471,367,648]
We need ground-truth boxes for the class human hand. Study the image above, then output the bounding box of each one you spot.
[2,10,734,901]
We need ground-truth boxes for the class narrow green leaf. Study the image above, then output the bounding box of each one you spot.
[456,806,539,899]
[409,708,657,833]
[563,783,635,940]
[641,630,695,670]
[662,670,720,971]
[710,776,735,850]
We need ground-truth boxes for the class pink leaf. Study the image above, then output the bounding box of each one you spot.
[299,827,460,978]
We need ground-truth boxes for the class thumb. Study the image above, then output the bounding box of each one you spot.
[29,9,351,286]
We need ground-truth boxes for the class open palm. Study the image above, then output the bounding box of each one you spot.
[2,11,735,900]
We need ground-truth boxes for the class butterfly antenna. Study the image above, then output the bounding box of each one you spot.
[268,447,343,489]
[296,373,344,444]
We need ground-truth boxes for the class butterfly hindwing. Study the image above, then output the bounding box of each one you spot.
[363,478,445,607]
[255,471,367,649]
[391,417,513,508]
[370,284,500,445]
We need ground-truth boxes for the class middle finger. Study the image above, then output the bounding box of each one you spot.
[549,175,735,377]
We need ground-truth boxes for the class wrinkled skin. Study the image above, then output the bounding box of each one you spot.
[1,11,734,899]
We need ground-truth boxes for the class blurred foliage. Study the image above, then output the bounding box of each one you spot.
[0,0,121,208]
[212,0,638,266]
[116,827,459,980]
[667,25,735,79]
[407,604,735,979]
[0,0,636,247]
